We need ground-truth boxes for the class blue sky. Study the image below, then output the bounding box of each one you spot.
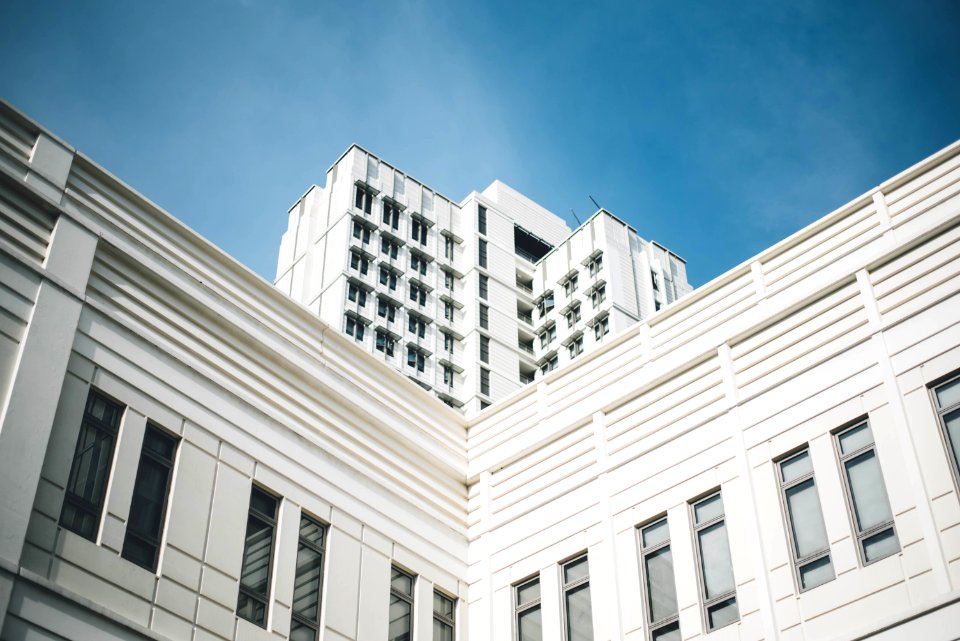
[2,0,958,286]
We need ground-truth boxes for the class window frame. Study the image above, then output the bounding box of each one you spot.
[433,589,456,641]
[560,553,593,641]
[637,515,680,641]
[478,205,487,235]
[514,575,542,641]
[237,484,280,628]
[479,238,488,268]
[389,566,416,641]
[689,489,739,632]
[931,370,960,490]
[480,367,490,396]
[289,512,328,641]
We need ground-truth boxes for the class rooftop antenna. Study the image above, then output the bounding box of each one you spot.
[588,195,602,211]
[570,208,582,226]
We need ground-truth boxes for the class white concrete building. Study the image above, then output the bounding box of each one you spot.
[274,148,690,412]
[2,98,960,641]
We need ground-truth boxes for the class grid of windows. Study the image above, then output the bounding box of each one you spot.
[389,567,415,641]
[835,420,899,564]
[933,372,960,485]
[433,591,455,641]
[639,517,680,641]
[515,577,542,641]
[561,555,593,641]
[691,491,738,631]
[60,389,124,541]
[290,515,327,641]
[237,486,279,628]
[121,424,178,571]
[777,449,834,591]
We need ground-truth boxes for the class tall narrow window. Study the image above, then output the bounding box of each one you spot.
[561,555,593,641]
[515,577,541,641]
[480,367,490,396]
[122,424,178,571]
[355,186,373,214]
[433,591,455,641]
[479,274,489,300]
[479,304,489,329]
[835,420,899,563]
[691,491,738,631]
[60,390,124,541]
[933,371,960,484]
[444,236,454,259]
[479,239,488,268]
[480,335,490,363]
[389,567,415,641]
[638,517,680,641]
[290,515,327,641]
[777,449,834,590]
[478,205,487,235]
[237,486,280,628]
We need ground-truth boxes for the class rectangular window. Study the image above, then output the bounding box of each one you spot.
[345,316,365,342]
[389,567,415,641]
[638,517,680,641]
[407,347,426,373]
[443,331,454,353]
[381,237,399,260]
[383,200,400,229]
[588,255,602,276]
[60,390,124,540]
[347,282,366,307]
[594,317,609,341]
[444,236,454,259]
[479,304,489,329]
[444,300,454,321]
[777,449,834,591]
[566,304,581,329]
[933,371,960,485]
[411,253,428,276]
[564,274,578,296]
[352,220,371,244]
[480,367,490,396]
[354,186,373,214]
[651,270,660,291]
[377,298,397,323]
[122,424,178,571]
[691,491,738,631]
[376,329,395,357]
[408,315,426,339]
[433,591,455,641]
[444,269,454,290]
[835,420,899,563]
[237,486,279,628]
[479,274,489,300]
[350,250,369,275]
[478,205,487,235]
[290,515,327,641]
[409,283,427,306]
[540,354,559,375]
[479,239,488,268]
[561,555,593,641]
[442,364,453,387]
[591,286,606,308]
[480,335,490,363]
[515,577,541,641]
[568,335,584,358]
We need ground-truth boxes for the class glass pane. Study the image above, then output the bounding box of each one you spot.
[642,519,669,548]
[433,592,454,617]
[433,619,453,641]
[697,521,735,599]
[517,580,540,606]
[66,425,114,504]
[799,555,834,590]
[644,546,678,623]
[863,527,900,562]
[564,583,594,641]
[143,427,176,460]
[694,494,724,525]
[388,595,412,641]
[651,621,681,641]
[780,451,812,483]
[839,423,873,455]
[845,450,893,532]
[292,544,322,620]
[250,487,277,518]
[289,621,317,641]
[944,409,960,470]
[518,606,542,641]
[706,597,739,630]
[391,568,413,595]
[239,515,274,595]
[121,535,156,570]
[785,479,829,558]
[299,517,325,548]
[935,378,960,409]
[127,457,169,538]
[564,557,589,584]
[236,591,266,626]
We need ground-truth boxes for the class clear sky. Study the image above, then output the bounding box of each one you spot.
[2,0,958,286]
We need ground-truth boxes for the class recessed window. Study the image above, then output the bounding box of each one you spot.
[932,371,960,485]
[408,315,427,339]
[411,218,428,246]
[376,329,395,357]
[539,324,556,348]
[777,449,834,591]
[122,424,178,571]
[409,283,427,306]
[540,354,558,375]
[691,491,739,631]
[352,220,371,244]
[442,331,454,353]
[381,237,399,260]
[442,364,453,387]
[536,292,554,318]
[478,205,487,235]
[566,303,581,328]
[377,297,397,322]
[587,254,602,276]
[591,286,605,308]
[349,250,369,276]
[638,517,680,641]
[479,274,489,300]
[379,266,399,290]
[568,335,584,359]
[561,555,593,641]
[237,485,280,628]
[290,515,327,641]
[835,420,899,564]
[389,567,415,641]
[407,347,426,373]
[478,239,488,268]
[514,577,541,641]
[480,335,490,363]
[444,236,454,259]
[345,315,365,342]
[594,317,609,341]
[651,270,660,291]
[444,300,454,321]
[479,304,489,329]
[411,253,428,276]
[354,185,373,215]
[564,274,579,296]
[60,389,124,541]
[443,269,454,290]
[480,367,490,396]
[433,591,455,641]
[347,282,366,307]
[383,200,401,229]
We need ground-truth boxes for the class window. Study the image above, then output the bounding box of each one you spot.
[561,555,593,641]
[480,335,490,363]
[443,269,454,290]
[443,300,454,321]
[594,317,609,341]
[444,236,454,260]
[383,200,401,229]
[411,219,428,246]
[379,266,398,290]
[433,591,455,641]
[381,237,399,260]
[478,239,488,268]
[389,567,415,641]
[354,185,373,214]
[60,389,124,540]
[537,292,555,318]
[479,274,489,300]
[237,486,279,628]
[407,347,426,373]
[290,515,327,641]
[479,304,489,329]
[347,282,366,307]
[591,286,605,308]
[566,303,581,329]
[411,253,428,276]
[345,316,365,342]
[408,315,426,339]
[515,577,541,641]
[564,274,578,296]
[480,400,491,410]
[478,205,487,235]
[409,283,427,306]
[350,250,369,276]
[443,331,454,353]
[540,354,558,375]
[442,364,453,387]
[376,329,395,357]
[654,300,662,312]
[588,255,602,276]
[480,367,490,396]
[651,270,660,291]
[539,324,556,348]
[777,449,834,591]
[638,517,680,641]
[835,420,899,563]
[932,371,960,484]
[377,298,397,323]
[352,220,371,244]
[568,335,584,359]
[122,424,178,571]
[691,491,738,631]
